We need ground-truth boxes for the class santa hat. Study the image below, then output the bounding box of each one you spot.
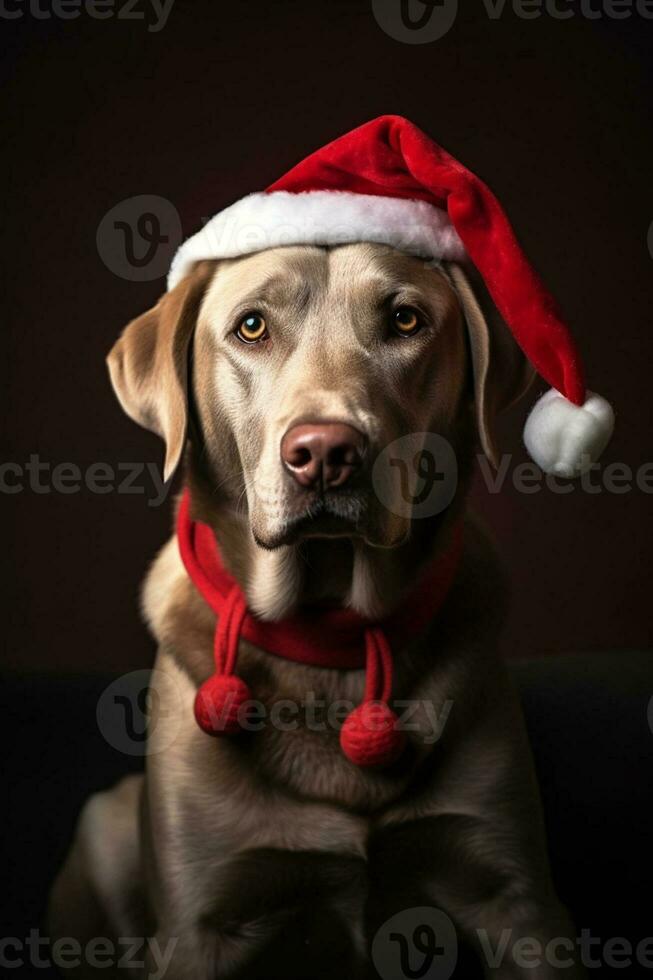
[169,115,613,477]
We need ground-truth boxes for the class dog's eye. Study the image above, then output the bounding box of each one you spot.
[392,306,421,337]
[236,313,268,344]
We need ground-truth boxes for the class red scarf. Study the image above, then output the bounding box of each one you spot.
[177,489,462,767]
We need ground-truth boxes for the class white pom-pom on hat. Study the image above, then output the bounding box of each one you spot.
[523,389,615,478]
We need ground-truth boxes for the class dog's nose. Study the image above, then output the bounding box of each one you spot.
[281,422,365,490]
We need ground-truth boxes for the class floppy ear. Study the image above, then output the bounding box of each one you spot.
[107,261,215,481]
[445,262,535,467]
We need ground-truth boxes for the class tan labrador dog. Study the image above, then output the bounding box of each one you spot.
[49,244,584,979]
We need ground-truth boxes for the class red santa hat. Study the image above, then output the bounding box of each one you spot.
[169,115,614,477]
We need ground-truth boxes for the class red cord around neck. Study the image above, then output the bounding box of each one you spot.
[177,489,462,767]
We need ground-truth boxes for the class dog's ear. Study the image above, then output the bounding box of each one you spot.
[445,262,535,466]
[107,261,215,481]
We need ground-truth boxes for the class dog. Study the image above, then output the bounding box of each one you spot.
[48,243,585,979]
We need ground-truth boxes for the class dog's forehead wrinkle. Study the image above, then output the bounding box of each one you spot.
[323,247,452,328]
[202,248,328,328]
[242,270,314,312]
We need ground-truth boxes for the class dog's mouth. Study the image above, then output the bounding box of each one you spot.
[253,490,369,550]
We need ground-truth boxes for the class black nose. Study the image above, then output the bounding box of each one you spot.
[280,422,365,490]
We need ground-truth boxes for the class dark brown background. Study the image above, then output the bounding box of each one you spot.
[3,0,652,673]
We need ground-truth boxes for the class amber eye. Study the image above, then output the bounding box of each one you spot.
[393,306,421,337]
[236,313,268,344]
